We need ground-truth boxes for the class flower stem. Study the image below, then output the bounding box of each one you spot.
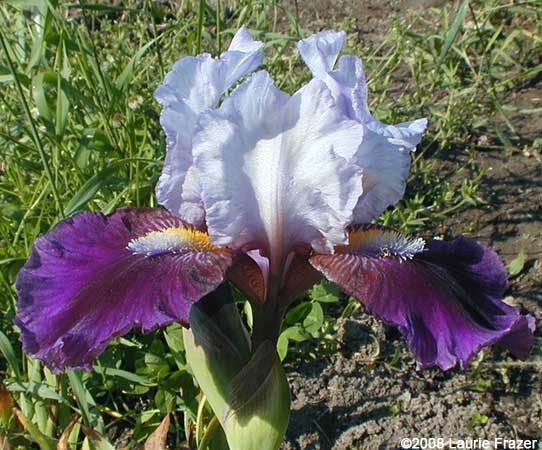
[250,279,287,350]
[195,393,207,447]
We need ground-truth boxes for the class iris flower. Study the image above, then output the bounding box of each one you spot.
[16,27,534,394]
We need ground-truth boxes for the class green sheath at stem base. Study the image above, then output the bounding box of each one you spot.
[183,286,291,450]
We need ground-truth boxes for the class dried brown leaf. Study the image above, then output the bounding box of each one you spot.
[56,414,80,450]
[0,381,13,426]
[144,414,170,450]
[81,425,115,450]
[0,435,13,450]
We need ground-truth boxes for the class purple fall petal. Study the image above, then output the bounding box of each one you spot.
[310,226,535,370]
[15,208,232,373]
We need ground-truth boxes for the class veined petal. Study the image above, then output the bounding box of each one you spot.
[352,118,427,223]
[297,31,427,223]
[15,208,232,373]
[155,27,264,224]
[227,251,267,304]
[310,226,536,370]
[154,26,264,111]
[296,30,345,77]
[193,71,365,269]
[222,26,266,87]
[227,250,322,305]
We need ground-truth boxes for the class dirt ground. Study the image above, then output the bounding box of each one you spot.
[279,1,542,449]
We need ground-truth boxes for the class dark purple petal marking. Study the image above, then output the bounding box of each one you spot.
[310,226,535,370]
[15,208,232,373]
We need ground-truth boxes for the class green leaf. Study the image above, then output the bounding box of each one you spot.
[90,129,115,152]
[309,281,341,303]
[64,165,115,215]
[280,325,310,343]
[507,250,526,278]
[303,302,324,334]
[0,330,21,378]
[0,65,14,83]
[92,366,156,387]
[32,72,55,122]
[7,381,68,403]
[276,333,291,362]
[143,352,170,378]
[67,371,93,427]
[277,324,311,361]
[198,416,229,450]
[468,412,489,429]
[284,301,311,325]
[55,77,69,137]
[164,323,185,354]
[184,287,290,450]
[439,0,469,61]
[5,0,45,5]
[115,37,160,92]
[55,40,70,138]
[14,408,55,450]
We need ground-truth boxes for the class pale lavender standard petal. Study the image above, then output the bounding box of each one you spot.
[297,31,427,223]
[192,71,365,274]
[155,27,264,225]
[310,226,535,370]
[15,208,232,373]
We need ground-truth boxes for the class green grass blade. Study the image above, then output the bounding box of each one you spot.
[14,408,56,450]
[92,366,157,387]
[115,36,161,93]
[32,72,54,122]
[0,330,21,378]
[5,0,45,5]
[67,371,92,427]
[439,0,469,61]
[7,381,70,403]
[197,0,206,54]
[63,166,115,216]
[0,29,63,216]
[55,38,70,138]
[63,2,132,12]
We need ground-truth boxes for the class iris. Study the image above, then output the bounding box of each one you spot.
[15,27,535,449]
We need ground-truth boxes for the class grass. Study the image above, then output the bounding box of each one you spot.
[0,0,541,448]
